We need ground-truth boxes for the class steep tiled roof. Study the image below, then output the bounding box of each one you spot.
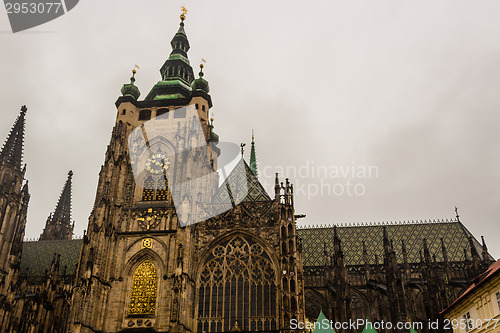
[212,158,271,207]
[297,220,492,266]
[20,239,82,277]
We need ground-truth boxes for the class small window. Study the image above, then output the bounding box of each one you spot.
[463,312,473,332]
[496,291,500,311]
[139,110,151,121]
[156,109,169,118]
[174,108,186,118]
[195,103,199,110]
[122,109,126,115]
[202,105,206,111]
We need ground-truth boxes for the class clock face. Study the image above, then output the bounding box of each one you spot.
[145,153,170,174]
[137,208,161,230]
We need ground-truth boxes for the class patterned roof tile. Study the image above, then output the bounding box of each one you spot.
[20,239,82,277]
[297,221,492,266]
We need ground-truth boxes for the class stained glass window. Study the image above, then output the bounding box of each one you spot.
[128,260,158,316]
[142,176,155,201]
[197,236,277,332]
[142,175,169,201]
[156,177,168,201]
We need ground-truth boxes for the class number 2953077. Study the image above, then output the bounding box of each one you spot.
[5,2,63,14]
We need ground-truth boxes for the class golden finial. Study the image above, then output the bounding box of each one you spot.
[180,5,187,21]
[132,64,139,76]
[210,117,214,122]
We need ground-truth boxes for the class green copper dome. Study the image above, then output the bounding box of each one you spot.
[121,72,140,100]
[191,66,210,94]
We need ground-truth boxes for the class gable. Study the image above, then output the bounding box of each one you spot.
[212,158,271,206]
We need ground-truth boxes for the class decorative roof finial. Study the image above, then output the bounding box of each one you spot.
[455,206,460,222]
[199,59,206,77]
[180,5,188,21]
[240,143,246,157]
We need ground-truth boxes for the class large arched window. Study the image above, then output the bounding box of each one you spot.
[197,236,277,332]
[128,260,158,316]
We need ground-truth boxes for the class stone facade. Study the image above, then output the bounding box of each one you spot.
[0,14,496,333]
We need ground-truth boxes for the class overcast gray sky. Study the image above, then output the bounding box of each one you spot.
[1,0,499,258]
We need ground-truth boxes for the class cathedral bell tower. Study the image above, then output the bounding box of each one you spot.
[69,10,219,333]
[70,9,305,333]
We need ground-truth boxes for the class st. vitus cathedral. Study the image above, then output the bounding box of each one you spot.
[0,13,495,333]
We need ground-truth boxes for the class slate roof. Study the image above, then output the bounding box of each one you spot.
[297,220,493,266]
[20,239,82,277]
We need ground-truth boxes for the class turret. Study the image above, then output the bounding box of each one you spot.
[120,69,141,100]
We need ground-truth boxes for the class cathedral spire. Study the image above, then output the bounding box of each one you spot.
[146,8,195,100]
[0,105,27,171]
[249,130,258,178]
[39,171,74,241]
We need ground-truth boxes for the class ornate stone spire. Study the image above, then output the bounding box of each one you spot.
[249,130,258,178]
[39,171,74,240]
[0,105,27,171]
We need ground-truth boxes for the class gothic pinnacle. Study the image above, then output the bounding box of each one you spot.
[39,171,74,240]
[0,105,27,170]
[249,130,258,178]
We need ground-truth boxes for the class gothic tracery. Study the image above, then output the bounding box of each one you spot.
[197,236,277,332]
